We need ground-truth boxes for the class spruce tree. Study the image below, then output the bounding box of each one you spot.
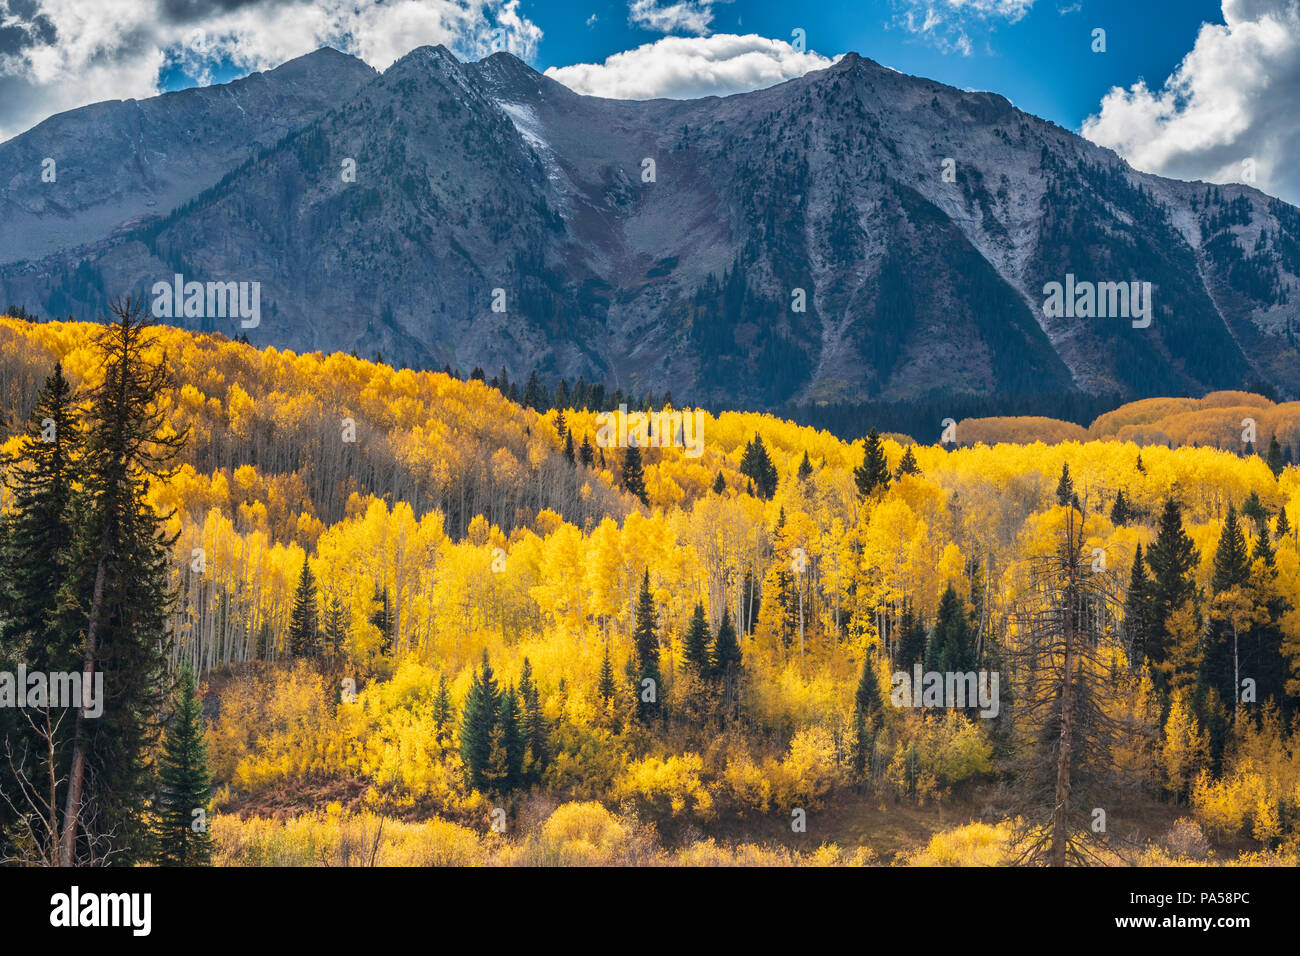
[322,595,347,659]
[739,435,779,499]
[1266,433,1284,476]
[1144,497,1200,689]
[895,445,920,479]
[369,584,393,655]
[930,584,976,676]
[0,363,82,859]
[711,606,742,680]
[597,642,617,702]
[622,445,649,505]
[432,672,453,744]
[851,654,883,784]
[1110,489,1131,527]
[712,471,726,494]
[632,571,663,720]
[894,601,927,668]
[682,601,712,678]
[151,666,214,866]
[486,685,525,794]
[797,451,814,482]
[59,298,186,866]
[562,429,576,466]
[519,658,548,781]
[579,434,595,468]
[459,650,499,791]
[1055,463,1075,507]
[1123,543,1154,665]
[854,429,891,497]
[288,555,320,657]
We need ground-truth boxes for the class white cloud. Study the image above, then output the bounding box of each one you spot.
[544,33,835,101]
[890,0,1035,55]
[1081,0,1300,206]
[628,0,719,36]
[0,0,542,142]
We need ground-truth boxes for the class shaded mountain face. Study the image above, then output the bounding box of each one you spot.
[3,46,1299,406]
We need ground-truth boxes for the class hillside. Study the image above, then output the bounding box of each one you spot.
[3,316,1300,865]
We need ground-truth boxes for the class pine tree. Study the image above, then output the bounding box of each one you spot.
[894,601,927,668]
[59,298,187,866]
[622,445,649,505]
[1110,489,1131,526]
[1266,433,1284,476]
[797,451,814,482]
[712,470,726,494]
[322,595,347,659]
[632,571,662,721]
[288,555,320,657]
[432,672,453,744]
[485,685,524,794]
[1277,507,1291,543]
[597,642,617,702]
[682,601,712,677]
[1055,463,1075,507]
[519,658,548,782]
[895,445,920,479]
[854,429,891,497]
[1144,497,1200,691]
[151,666,214,866]
[929,584,976,676]
[562,429,576,466]
[1123,543,1154,664]
[739,435,779,499]
[711,606,742,680]
[851,654,883,784]
[369,583,393,655]
[0,363,82,858]
[459,650,499,791]
[579,434,595,468]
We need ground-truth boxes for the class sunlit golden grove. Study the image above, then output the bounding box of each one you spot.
[3,315,1298,867]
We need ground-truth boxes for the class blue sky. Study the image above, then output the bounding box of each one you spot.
[523,0,1224,136]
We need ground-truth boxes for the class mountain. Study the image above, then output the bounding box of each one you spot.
[3,46,1299,407]
[0,48,376,266]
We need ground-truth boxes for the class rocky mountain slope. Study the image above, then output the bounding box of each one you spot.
[3,45,1299,407]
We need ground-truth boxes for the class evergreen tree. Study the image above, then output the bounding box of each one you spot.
[622,445,649,505]
[1055,463,1075,507]
[1110,489,1131,527]
[928,584,976,676]
[151,667,214,866]
[851,654,883,784]
[894,601,927,668]
[519,658,548,781]
[562,429,576,466]
[579,434,595,468]
[1123,544,1154,664]
[1277,507,1291,544]
[1240,490,1268,535]
[712,471,726,495]
[486,685,525,794]
[0,363,82,858]
[322,595,347,659]
[711,606,742,680]
[1266,433,1284,476]
[797,451,814,482]
[432,671,453,744]
[854,429,891,497]
[597,642,617,703]
[632,571,662,721]
[58,299,186,865]
[683,601,712,678]
[459,650,499,791]
[895,445,920,479]
[739,435,779,499]
[287,555,320,657]
[1145,498,1201,691]
[369,584,393,655]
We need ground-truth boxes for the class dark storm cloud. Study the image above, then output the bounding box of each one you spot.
[159,0,286,24]
[0,0,56,55]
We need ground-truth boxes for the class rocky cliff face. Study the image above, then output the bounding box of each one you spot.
[4,45,1299,406]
